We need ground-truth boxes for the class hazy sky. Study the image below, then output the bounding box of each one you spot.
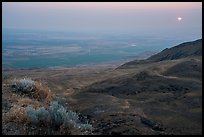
[2,2,202,35]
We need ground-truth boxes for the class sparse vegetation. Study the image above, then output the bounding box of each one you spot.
[2,72,11,80]
[11,77,52,102]
[11,77,35,93]
[26,101,93,135]
[5,105,28,123]
[2,39,202,135]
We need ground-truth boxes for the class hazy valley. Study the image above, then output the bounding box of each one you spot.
[2,39,202,135]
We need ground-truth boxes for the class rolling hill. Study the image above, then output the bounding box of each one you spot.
[79,39,202,134]
[2,39,202,135]
[119,39,202,69]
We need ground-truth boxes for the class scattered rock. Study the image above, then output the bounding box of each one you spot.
[140,117,165,131]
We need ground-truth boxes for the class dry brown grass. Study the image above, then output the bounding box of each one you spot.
[5,105,28,124]
[32,81,53,105]
[7,79,54,108]
[9,93,22,103]
[3,79,55,129]
[16,97,42,109]
[59,124,83,135]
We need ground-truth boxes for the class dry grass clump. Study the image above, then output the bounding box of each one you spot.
[5,105,28,124]
[5,77,93,135]
[16,97,42,109]
[11,77,53,103]
[33,81,53,103]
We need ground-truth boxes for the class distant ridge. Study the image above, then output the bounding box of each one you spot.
[147,39,202,61]
[85,38,202,97]
[119,39,202,69]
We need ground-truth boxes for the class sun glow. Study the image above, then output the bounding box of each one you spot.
[177,17,182,21]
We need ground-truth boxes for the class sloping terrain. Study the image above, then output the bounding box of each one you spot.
[119,39,202,69]
[2,39,202,135]
[85,57,202,97]
[147,39,202,61]
[79,39,202,134]
[78,56,202,135]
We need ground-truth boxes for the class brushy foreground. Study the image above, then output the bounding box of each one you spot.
[11,77,52,102]
[3,77,93,135]
[26,101,93,135]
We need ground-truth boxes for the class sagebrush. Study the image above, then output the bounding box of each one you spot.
[11,77,52,101]
[26,101,93,135]
[12,78,35,93]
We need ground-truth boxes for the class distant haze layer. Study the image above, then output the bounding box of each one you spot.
[2,2,202,36]
[2,2,202,69]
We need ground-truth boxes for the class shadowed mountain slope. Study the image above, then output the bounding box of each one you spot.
[147,39,202,61]
[85,39,202,96]
[2,39,202,135]
[79,39,202,134]
[119,39,202,69]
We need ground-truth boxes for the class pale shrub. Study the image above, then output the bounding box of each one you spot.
[12,78,35,93]
[26,101,93,134]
